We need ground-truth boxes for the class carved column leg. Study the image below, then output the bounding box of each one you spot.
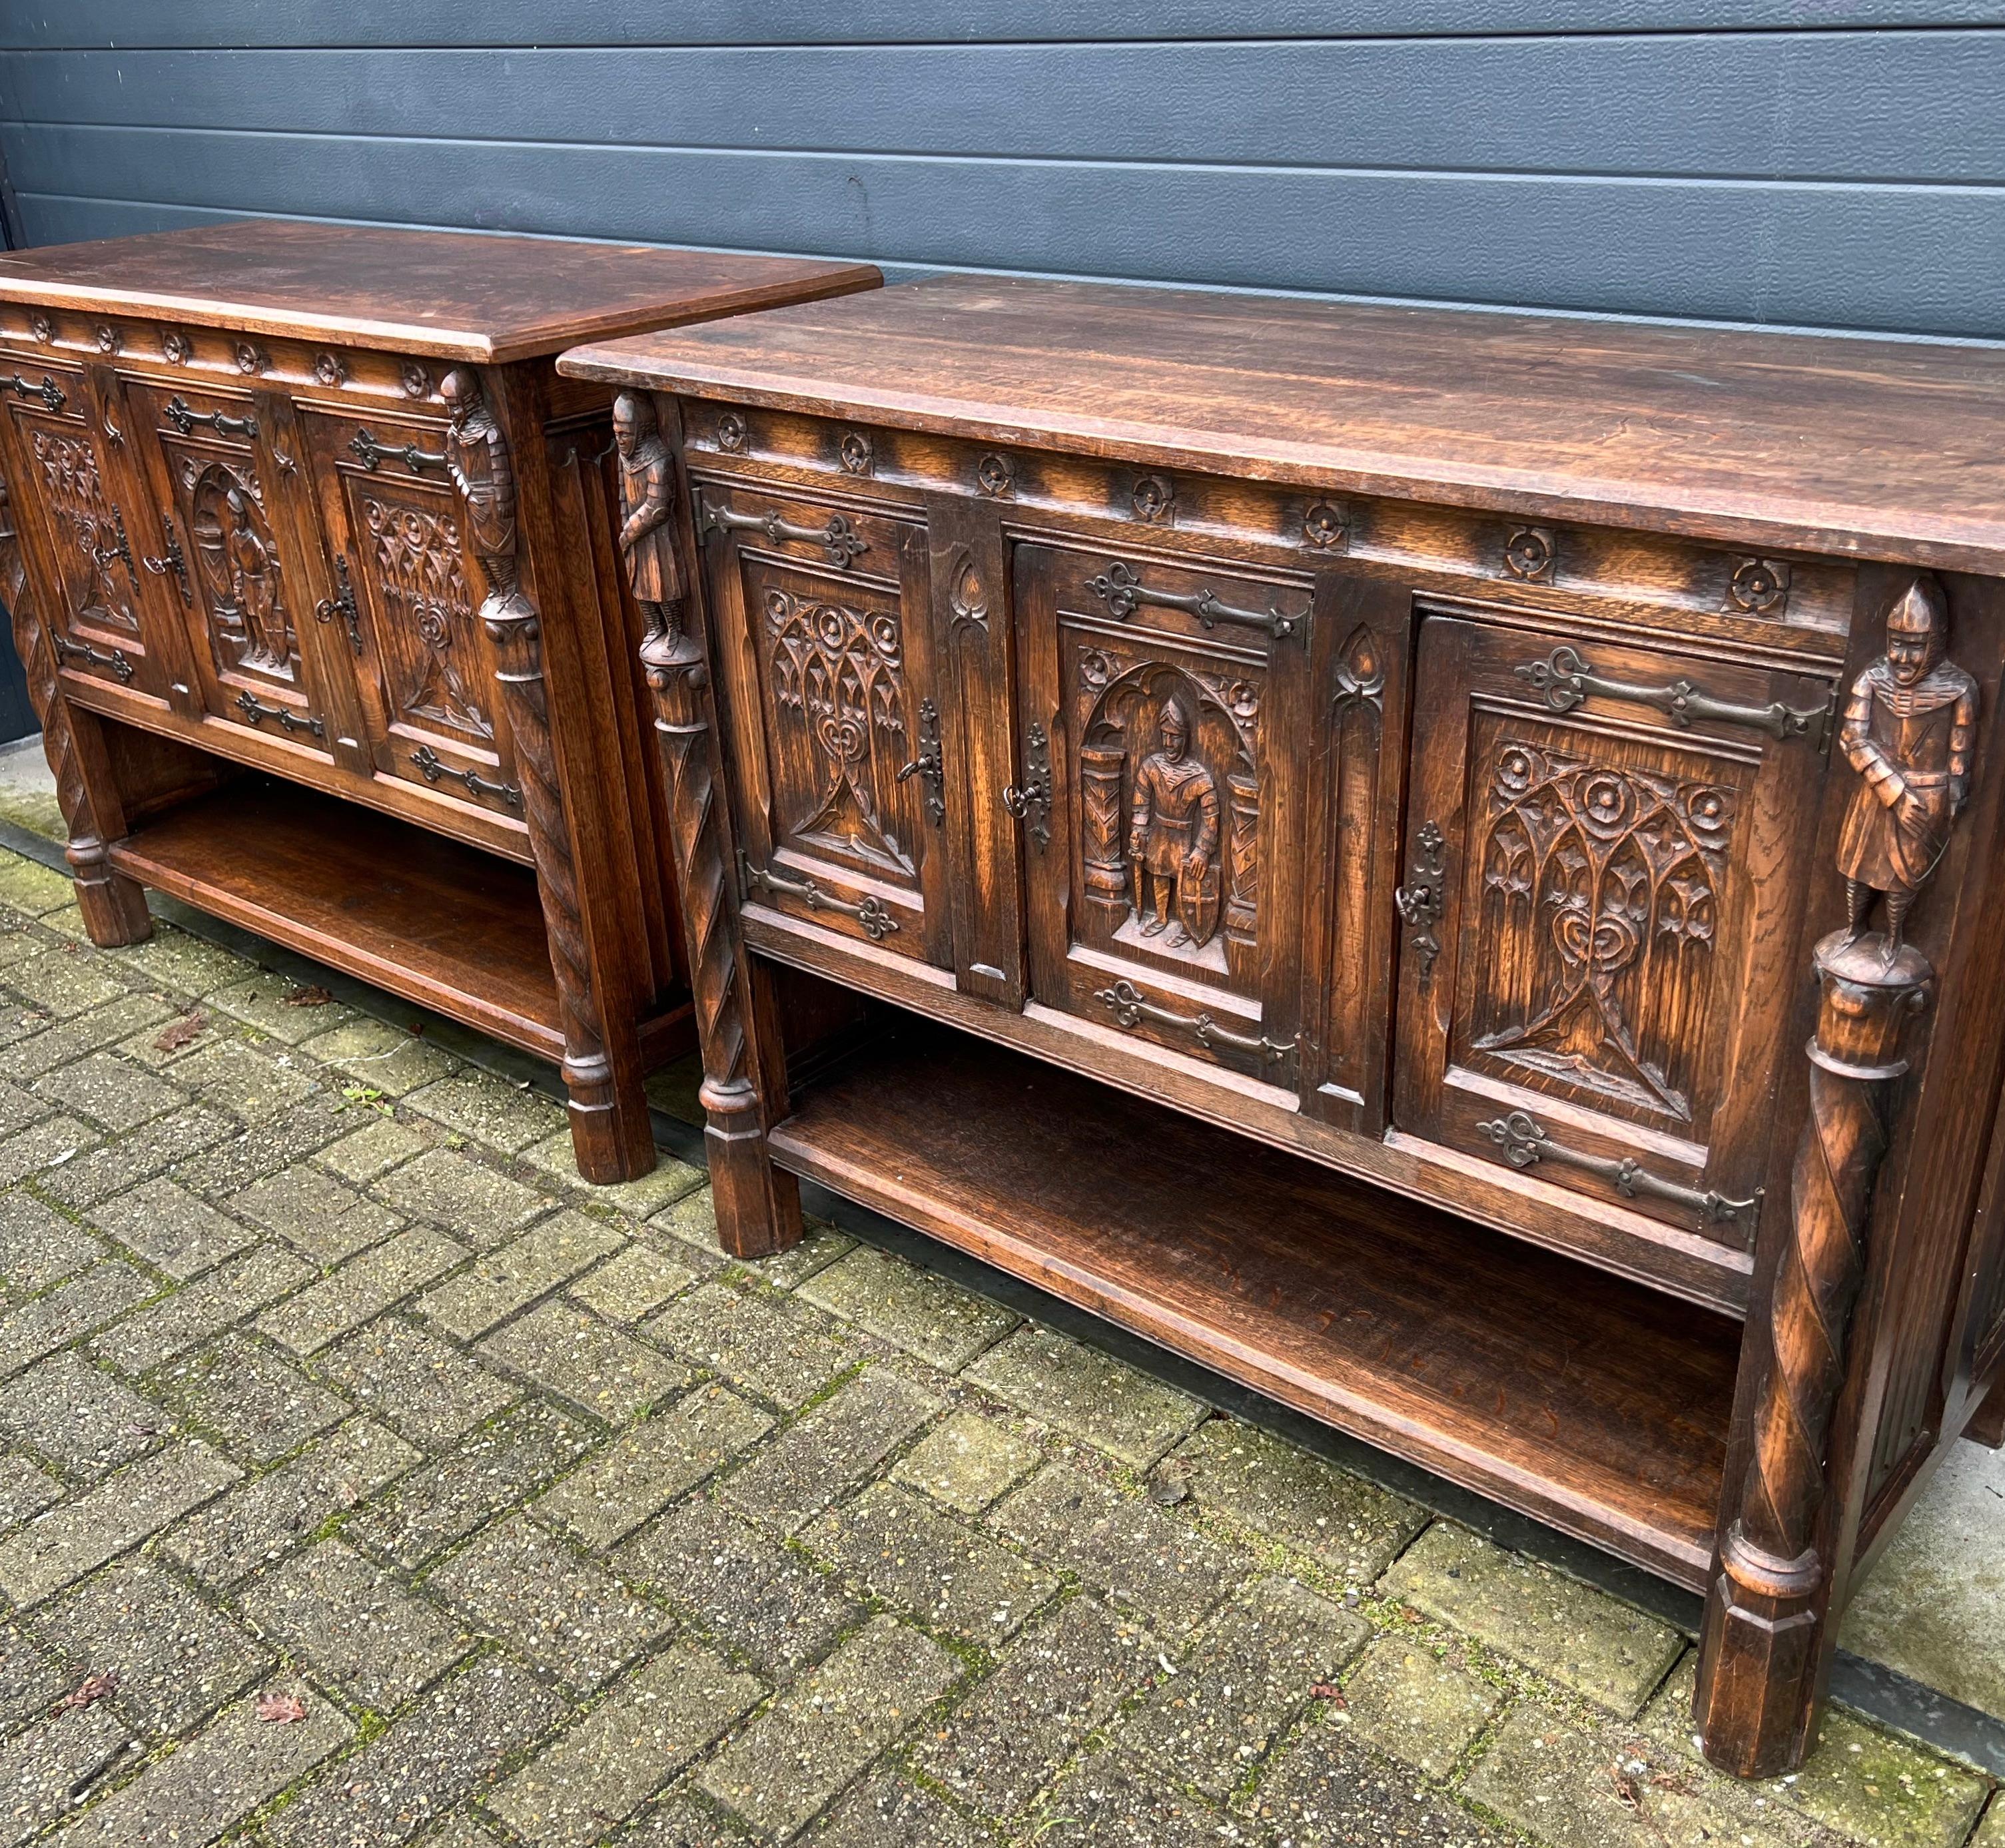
[1696,928,1929,1777]
[643,614,802,1258]
[0,475,149,945]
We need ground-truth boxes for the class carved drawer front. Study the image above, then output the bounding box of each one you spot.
[699,479,949,967]
[1391,613,1834,1249]
[297,406,522,812]
[124,378,332,751]
[0,358,160,695]
[1013,539,1313,1088]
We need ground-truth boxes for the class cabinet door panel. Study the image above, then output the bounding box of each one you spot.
[0,359,162,697]
[1392,613,1832,1248]
[298,406,522,817]
[701,479,949,968]
[127,378,330,753]
[1015,538,1312,1090]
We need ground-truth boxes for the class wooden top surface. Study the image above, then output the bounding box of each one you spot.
[0,219,881,363]
[562,274,2005,575]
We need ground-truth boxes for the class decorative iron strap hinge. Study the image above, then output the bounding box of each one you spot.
[1001,721,1052,848]
[697,493,869,569]
[141,514,191,606]
[412,745,522,810]
[1394,820,1447,981]
[314,555,364,655]
[7,372,64,412]
[91,507,136,585]
[348,425,448,473]
[895,697,946,826]
[1094,978,1298,1071]
[1086,559,1304,641]
[232,689,324,738]
[1477,1108,1762,1239]
[51,634,134,683]
[1513,644,1834,747]
[740,852,900,942]
[165,395,258,440]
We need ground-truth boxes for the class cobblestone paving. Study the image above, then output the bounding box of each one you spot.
[0,843,1994,1846]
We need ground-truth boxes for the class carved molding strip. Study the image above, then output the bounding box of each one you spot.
[411,743,523,810]
[1094,977,1297,1069]
[1477,1107,1762,1235]
[1086,560,1304,642]
[699,495,869,569]
[1513,644,1831,744]
[741,852,899,941]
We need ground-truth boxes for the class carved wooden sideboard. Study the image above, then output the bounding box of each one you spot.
[563,275,2005,1773]
[0,220,877,1181]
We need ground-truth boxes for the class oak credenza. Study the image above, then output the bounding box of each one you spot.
[0,220,876,1180]
[562,275,2005,1775]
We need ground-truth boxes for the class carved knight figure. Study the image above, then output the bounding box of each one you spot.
[221,485,282,667]
[1128,697,1220,947]
[440,368,518,599]
[612,392,680,639]
[1835,577,1977,956]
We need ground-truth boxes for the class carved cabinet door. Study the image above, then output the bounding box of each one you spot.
[0,358,169,701]
[698,479,950,967]
[295,406,524,819]
[121,378,337,753]
[1391,613,1834,1251]
[1013,539,1314,1092]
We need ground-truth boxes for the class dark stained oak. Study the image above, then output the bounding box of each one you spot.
[564,274,2005,576]
[0,218,882,362]
[770,1018,1739,1587]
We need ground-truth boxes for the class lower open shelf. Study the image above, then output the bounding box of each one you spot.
[110,776,573,1062]
[769,1018,1741,1589]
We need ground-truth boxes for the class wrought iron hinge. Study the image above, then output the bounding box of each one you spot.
[314,555,364,655]
[1086,559,1305,641]
[1514,644,1834,748]
[7,372,64,413]
[349,426,448,473]
[740,851,899,941]
[698,493,869,569]
[1477,1109,1763,1241]
[92,507,136,585]
[410,745,523,809]
[233,689,324,739]
[1094,977,1298,1072]
[1394,820,1447,982]
[1002,721,1052,849]
[165,395,258,440]
[141,515,191,606]
[51,634,134,683]
[895,698,946,826]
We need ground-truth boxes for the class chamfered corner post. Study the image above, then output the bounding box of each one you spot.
[617,388,802,1257]
[0,470,150,946]
[441,364,655,1183]
[1696,575,1972,1777]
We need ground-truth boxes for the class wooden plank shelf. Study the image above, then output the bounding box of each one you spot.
[768,1017,1742,1588]
[108,776,691,1066]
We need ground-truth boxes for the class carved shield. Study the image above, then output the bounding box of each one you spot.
[1178,853,1222,948]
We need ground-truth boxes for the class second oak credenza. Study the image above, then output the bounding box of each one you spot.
[562,275,2005,1776]
[0,220,877,1181]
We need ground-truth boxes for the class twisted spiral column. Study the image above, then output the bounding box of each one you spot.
[1696,927,1928,1777]
[642,607,801,1257]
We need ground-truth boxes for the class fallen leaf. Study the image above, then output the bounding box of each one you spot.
[1310,1683,1346,1706]
[284,985,334,1008]
[256,1690,308,1725]
[1609,1763,1644,1811]
[50,1670,119,1716]
[153,1012,206,1052]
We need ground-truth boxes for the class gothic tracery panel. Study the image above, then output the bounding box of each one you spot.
[28,425,138,633]
[1461,731,1739,1127]
[358,490,490,741]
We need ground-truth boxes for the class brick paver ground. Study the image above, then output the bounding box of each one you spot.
[0,842,1994,1846]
